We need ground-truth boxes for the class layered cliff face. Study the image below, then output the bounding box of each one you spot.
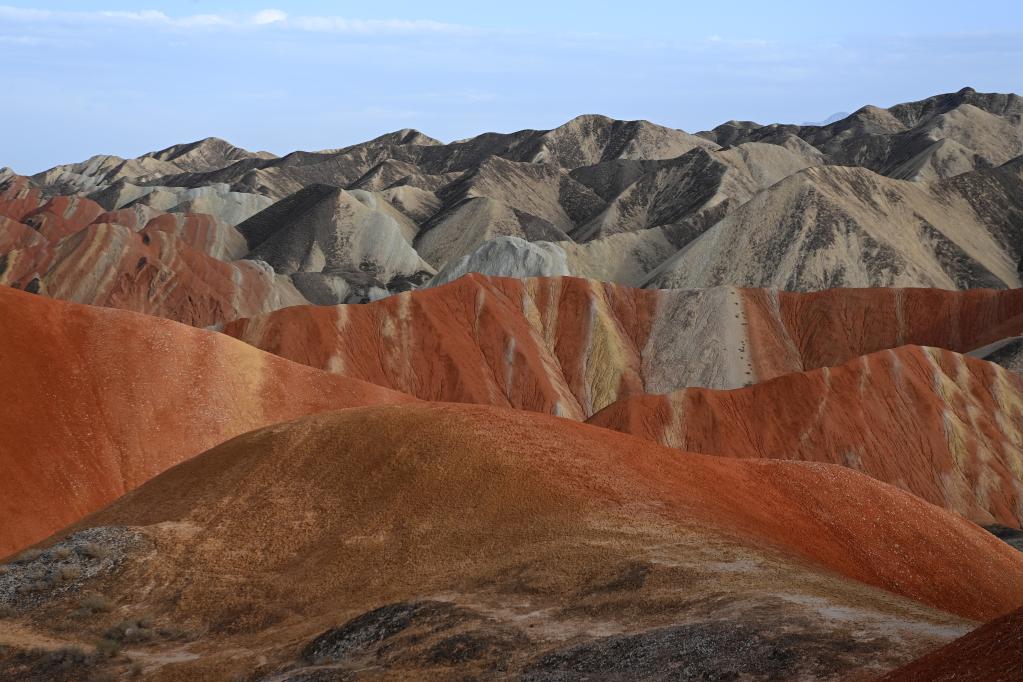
[0,286,414,556]
[3,405,1020,679]
[588,345,1023,526]
[0,169,307,326]
[224,275,1023,417]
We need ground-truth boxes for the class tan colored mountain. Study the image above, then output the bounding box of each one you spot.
[699,87,1023,181]
[645,158,1023,290]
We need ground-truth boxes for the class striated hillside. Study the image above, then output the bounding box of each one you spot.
[225,274,1023,417]
[645,159,1023,290]
[588,345,1023,526]
[0,169,306,326]
[0,286,414,556]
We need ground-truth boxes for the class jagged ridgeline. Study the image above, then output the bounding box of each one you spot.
[2,87,1021,325]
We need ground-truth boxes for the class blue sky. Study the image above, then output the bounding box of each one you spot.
[2,1,1022,173]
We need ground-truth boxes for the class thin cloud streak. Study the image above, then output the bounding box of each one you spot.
[0,5,473,35]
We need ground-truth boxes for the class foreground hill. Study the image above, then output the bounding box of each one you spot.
[1,404,1020,679]
[589,344,1023,527]
[0,287,414,556]
[225,274,1023,418]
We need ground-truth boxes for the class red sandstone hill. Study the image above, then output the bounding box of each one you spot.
[0,286,415,557]
[0,174,304,327]
[225,274,1023,419]
[3,403,1021,679]
[881,605,1023,681]
[0,171,46,222]
[588,344,1023,528]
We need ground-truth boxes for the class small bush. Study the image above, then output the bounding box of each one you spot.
[156,624,196,641]
[79,594,115,614]
[57,565,82,583]
[24,568,46,582]
[94,638,121,659]
[51,547,72,560]
[13,548,43,563]
[106,619,155,644]
[124,626,153,644]
[79,543,110,560]
[43,646,91,670]
[0,604,15,618]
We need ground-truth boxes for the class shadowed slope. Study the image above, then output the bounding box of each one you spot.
[225,275,1023,418]
[237,184,434,303]
[589,345,1023,527]
[0,286,414,556]
[6,403,1021,679]
[645,159,1023,291]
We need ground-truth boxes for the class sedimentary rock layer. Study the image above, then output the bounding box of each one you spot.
[588,345,1023,526]
[225,274,1023,418]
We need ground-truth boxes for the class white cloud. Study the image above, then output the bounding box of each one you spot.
[98,10,171,22]
[289,16,472,35]
[253,9,287,26]
[0,5,471,35]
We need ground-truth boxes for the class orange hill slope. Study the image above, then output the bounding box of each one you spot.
[0,286,415,556]
[881,606,1023,681]
[588,345,1023,527]
[224,274,1023,419]
[11,403,1023,679]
